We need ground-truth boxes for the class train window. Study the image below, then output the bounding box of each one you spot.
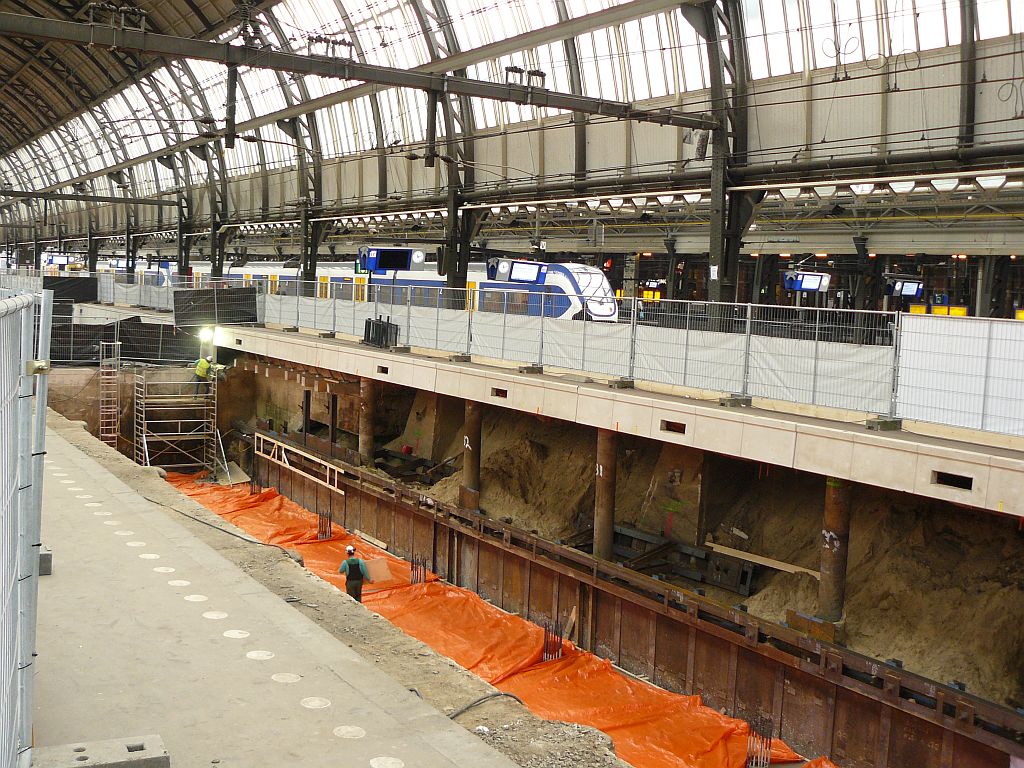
[479,289,529,314]
[331,279,354,301]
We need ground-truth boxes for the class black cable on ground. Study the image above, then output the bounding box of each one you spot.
[139,489,305,566]
[449,692,525,720]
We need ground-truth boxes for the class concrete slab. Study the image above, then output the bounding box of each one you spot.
[35,432,520,768]
[32,735,168,768]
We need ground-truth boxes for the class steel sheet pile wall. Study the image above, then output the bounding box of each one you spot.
[251,432,1023,768]
[0,289,50,768]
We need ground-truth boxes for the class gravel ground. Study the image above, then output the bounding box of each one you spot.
[49,413,630,768]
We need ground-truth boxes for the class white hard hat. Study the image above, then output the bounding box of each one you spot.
[345,545,355,554]
[206,355,213,362]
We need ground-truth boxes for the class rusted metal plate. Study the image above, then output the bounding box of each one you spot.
[733,647,776,724]
[691,628,732,712]
[501,551,527,616]
[411,515,433,564]
[832,688,881,768]
[887,709,944,768]
[619,601,656,679]
[779,666,833,759]
[652,614,688,694]
[593,590,621,664]
[555,573,578,633]
[527,564,556,625]
[476,540,502,604]
[951,732,1010,768]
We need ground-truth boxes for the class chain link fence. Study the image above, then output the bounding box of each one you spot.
[0,286,51,768]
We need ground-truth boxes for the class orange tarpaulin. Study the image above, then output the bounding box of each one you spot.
[168,474,815,768]
[802,760,839,768]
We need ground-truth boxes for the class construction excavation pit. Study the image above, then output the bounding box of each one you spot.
[36,320,1024,768]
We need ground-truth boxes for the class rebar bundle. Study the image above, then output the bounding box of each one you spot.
[410,555,428,584]
[744,715,774,768]
[316,508,331,540]
[542,619,564,662]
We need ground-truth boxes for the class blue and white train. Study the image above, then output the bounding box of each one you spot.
[91,249,619,322]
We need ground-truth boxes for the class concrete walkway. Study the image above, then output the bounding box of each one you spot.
[34,430,519,768]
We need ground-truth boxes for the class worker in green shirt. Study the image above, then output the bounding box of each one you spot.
[339,544,373,602]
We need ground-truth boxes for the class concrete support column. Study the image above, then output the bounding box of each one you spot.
[459,399,482,510]
[358,377,376,465]
[593,428,617,561]
[818,477,853,623]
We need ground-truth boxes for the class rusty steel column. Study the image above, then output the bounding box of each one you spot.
[818,476,853,623]
[459,399,482,510]
[358,377,376,465]
[593,428,617,561]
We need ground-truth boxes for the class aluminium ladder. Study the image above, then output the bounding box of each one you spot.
[98,341,121,448]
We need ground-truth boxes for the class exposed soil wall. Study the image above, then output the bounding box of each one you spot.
[419,403,1024,707]
[717,470,1024,707]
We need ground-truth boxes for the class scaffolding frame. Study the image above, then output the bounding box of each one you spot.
[133,369,217,474]
[98,341,120,447]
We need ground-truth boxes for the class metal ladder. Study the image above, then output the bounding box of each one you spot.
[98,341,121,448]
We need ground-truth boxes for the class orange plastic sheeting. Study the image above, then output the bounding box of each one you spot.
[168,474,424,596]
[802,760,839,768]
[365,582,545,684]
[498,650,801,768]
[168,475,806,768]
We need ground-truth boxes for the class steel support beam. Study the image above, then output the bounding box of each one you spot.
[0,9,715,123]
[459,399,482,511]
[818,477,852,624]
[958,0,978,149]
[0,189,178,207]
[594,428,617,562]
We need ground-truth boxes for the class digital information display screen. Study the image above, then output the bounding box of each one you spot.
[899,281,923,297]
[375,248,412,270]
[800,274,822,291]
[508,261,542,283]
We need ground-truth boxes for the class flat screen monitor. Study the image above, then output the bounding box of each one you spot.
[51,255,68,265]
[900,280,922,297]
[800,274,823,291]
[508,261,542,283]
[375,248,412,270]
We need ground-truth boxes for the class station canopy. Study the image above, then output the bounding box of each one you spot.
[0,0,1021,199]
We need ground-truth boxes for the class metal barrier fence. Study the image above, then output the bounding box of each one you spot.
[0,286,51,768]
[10,268,1024,437]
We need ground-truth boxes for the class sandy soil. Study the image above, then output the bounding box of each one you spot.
[716,470,1024,707]
[48,413,628,768]
[422,408,1024,707]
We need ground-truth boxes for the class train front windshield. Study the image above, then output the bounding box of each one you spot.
[566,266,617,320]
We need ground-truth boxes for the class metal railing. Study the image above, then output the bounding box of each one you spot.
[9,268,1024,438]
[0,286,51,768]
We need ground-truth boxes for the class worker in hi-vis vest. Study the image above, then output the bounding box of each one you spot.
[338,545,373,602]
[192,355,214,396]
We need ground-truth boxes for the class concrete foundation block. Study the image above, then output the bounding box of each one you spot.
[32,735,169,768]
[318,331,336,339]
[608,378,634,389]
[39,545,52,576]
[448,354,471,362]
[866,416,902,431]
[282,326,299,333]
[389,345,411,354]
[517,364,543,374]
[718,394,752,407]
